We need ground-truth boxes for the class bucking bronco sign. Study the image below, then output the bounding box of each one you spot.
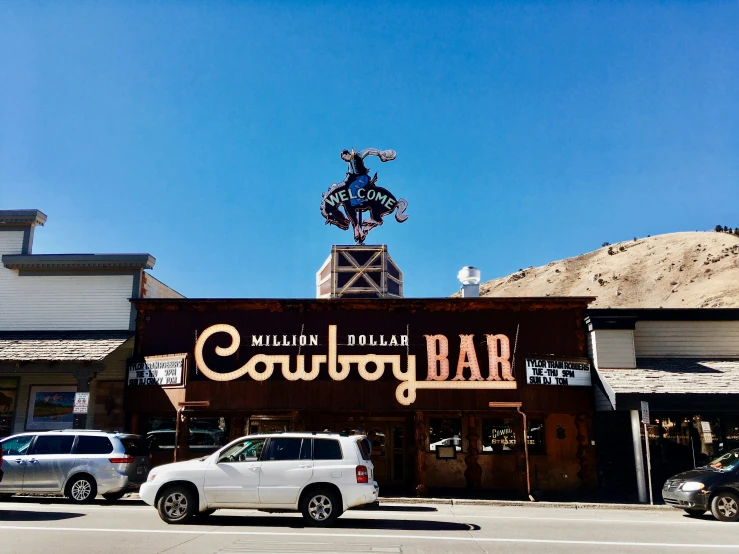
[320,148,409,244]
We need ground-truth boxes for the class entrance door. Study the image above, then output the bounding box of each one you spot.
[366,425,391,486]
[332,421,407,488]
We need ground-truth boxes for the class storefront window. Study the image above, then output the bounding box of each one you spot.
[725,420,739,452]
[0,378,18,439]
[482,418,545,455]
[528,420,546,455]
[146,417,226,451]
[428,418,462,452]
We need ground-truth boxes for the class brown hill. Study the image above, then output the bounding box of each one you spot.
[474,232,739,308]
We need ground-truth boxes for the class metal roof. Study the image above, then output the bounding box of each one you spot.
[2,253,155,271]
[0,210,47,226]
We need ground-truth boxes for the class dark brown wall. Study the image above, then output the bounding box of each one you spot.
[128,298,593,415]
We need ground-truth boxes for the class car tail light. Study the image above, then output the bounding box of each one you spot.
[356,465,369,484]
[109,455,135,464]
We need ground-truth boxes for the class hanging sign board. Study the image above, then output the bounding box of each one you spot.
[73,392,90,415]
[701,421,713,444]
[525,358,591,386]
[127,354,187,387]
[641,401,650,425]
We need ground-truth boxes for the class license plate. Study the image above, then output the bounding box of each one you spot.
[137,466,145,475]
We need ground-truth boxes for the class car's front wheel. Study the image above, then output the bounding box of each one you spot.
[66,475,97,503]
[300,488,342,527]
[157,485,196,524]
[710,491,739,522]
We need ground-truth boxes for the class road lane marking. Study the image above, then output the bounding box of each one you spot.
[0,525,736,549]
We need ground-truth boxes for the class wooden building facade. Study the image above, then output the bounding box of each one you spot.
[126,297,597,498]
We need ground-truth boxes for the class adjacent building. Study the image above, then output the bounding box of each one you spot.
[0,210,182,437]
[588,308,739,502]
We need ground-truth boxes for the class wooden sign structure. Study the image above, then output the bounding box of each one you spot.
[316,245,402,299]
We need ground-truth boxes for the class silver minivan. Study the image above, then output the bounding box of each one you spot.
[0,430,149,502]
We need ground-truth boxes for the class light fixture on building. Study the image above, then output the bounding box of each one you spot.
[458,266,481,297]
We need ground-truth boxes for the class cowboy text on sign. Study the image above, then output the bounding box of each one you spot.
[195,324,517,406]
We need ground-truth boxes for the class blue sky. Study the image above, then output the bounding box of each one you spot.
[1,2,737,298]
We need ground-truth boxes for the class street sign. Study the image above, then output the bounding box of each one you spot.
[73,392,90,415]
[640,401,650,425]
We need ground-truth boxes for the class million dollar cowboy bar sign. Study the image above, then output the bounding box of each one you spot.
[194,323,516,406]
[129,298,593,412]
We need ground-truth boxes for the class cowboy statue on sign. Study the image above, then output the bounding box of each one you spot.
[320,148,408,244]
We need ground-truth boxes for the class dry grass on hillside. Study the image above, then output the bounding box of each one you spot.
[474,232,739,308]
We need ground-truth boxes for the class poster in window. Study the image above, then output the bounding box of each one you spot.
[0,379,18,438]
[26,386,77,431]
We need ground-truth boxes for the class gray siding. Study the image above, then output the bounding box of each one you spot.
[0,230,24,255]
[634,321,739,358]
[591,330,636,369]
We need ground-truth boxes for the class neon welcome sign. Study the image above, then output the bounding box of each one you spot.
[194,324,517,406]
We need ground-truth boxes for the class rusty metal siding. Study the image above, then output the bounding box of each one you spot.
[127,298,594,416]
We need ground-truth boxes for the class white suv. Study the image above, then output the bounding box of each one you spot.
[140,432,379,526]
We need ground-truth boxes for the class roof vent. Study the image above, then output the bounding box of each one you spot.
[458,266,480,297]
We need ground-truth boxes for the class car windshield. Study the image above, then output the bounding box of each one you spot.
[708,449,739,472]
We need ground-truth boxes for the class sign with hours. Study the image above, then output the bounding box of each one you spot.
[127,354,187,387]
[525,358,592,387]
[73,392,90,415]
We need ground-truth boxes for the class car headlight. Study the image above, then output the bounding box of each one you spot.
[147,472,158,482]
[680,482,705,491]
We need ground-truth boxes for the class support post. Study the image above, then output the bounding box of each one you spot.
[643,422,654,505]
[414,411,428,497]
[630,410,648,503]
[72,368,96,430]
[517,406,531,500]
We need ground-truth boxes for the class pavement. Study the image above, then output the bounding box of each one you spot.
[1,496,737,554]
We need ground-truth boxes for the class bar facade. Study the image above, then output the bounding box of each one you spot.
[127,297,597,498]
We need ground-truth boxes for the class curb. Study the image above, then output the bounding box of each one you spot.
[11,492,670,511]
[379,497,672,511]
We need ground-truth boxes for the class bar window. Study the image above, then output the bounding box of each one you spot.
[482,418,546,455]
[528,419,546,455]
[428,418,462,452]
[482,418,516,453]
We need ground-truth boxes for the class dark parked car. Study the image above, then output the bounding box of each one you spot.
[663,449,739,522]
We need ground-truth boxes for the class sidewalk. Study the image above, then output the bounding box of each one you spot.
[378,496,672,511]
[121,492,670,511]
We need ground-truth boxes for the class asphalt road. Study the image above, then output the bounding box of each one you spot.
[0,497,737,554]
